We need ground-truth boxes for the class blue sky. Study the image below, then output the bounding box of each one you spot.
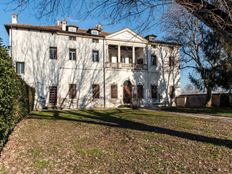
[0,1,190,89]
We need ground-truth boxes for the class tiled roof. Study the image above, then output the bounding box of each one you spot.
[4,24,111,37]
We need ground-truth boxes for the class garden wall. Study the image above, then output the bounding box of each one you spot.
[176,93,232,107]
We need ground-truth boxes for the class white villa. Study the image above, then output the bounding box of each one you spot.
[5,14,181,109]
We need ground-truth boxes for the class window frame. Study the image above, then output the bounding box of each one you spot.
[111,84,118,99]
[16,62,25,74]
[92,50,99,62]
[137,84,144,99]
[49,47,57,59]
[151,54,157,66]
[69,48,76,61]
[169,56,175,67]
[69,36,76,41]
[92,84,100,99]
[92,38,99,43]
[151,84,158,99]
[69,84,77,99]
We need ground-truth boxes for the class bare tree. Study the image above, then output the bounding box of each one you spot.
[8,0,232,45]
[162,5,230,107]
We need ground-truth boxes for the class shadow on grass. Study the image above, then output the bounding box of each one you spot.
[28,109,232,149]
[159,107,232,115]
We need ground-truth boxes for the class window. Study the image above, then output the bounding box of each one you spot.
[111,84,118,99]
[91,30,99,35]
[169,56,175,67]
[68,27,77,32]
[137,59,144,65]
[69,84,77,99]
[92,84,100,99]
[92,50,99,62]
[16,62,25,74]
[151,54,157,66]
[169,85,175,99]
[137,85,143,99]
[92,38,99,43]
[151,85,158,99]
[69,36,76,41]
[69,48,76,60]
[50,47,57,59]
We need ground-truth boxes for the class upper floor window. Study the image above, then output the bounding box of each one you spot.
[151,85,158,99]
[169,56,175,67]
[92,50,99,62]
[92,84,100,99]
[69,48,76,60]
[16,62,25,74]
[49,47,57,59]
[69,84,77,99]
[91,30,99,35]
[137,84,143,99]
[151,54,157,66]
[92,38,99,43]
[69,36,76,41]
[68,27,77,32]
[111,84,118,99]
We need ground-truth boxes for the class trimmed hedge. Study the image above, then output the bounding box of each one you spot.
[0,38,35,150]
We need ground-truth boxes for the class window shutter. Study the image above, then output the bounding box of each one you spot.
[111,85,118,98]
[137,85,143,99]
[69,84,77,99]
[151,85,158,99]
[92,84,100,98]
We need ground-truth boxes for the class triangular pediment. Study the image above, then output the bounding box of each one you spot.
[106,28,147,43]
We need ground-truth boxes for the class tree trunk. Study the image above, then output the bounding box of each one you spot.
[205,87,212,107]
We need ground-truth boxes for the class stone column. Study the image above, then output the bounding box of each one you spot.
[132,46,135,64]
[118,45,121,63]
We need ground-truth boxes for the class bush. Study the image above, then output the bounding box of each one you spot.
[0,38,35,150]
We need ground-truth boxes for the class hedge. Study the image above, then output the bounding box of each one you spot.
[0,38,35,150]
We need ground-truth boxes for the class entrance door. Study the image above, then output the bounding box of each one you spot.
[123,80,132,104]
[49,86,57,107]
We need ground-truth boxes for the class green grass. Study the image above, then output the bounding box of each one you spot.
[34,159,50,168]
[1,109,232,173]
[160,107,232,117]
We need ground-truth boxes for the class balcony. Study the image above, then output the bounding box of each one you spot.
[107,45,147,70]
[105,62,147,70]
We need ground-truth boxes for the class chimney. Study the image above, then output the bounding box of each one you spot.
[95,24,103,31]
[61,20,67,31]
[57,20,61,26]
[12,14,18,24]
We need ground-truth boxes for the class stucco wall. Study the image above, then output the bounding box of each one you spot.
[10,27,181,109]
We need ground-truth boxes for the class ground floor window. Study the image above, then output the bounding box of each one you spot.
[92,84,100,99]
[49,86,57,106]
[137,84,143,99]
[111,84,118,99]
[16,62,25,74]
[151,85,158,99]
[69,84,77,99]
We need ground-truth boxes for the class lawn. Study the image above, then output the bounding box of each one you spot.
[0,109,232,174]
[159,107,232,117]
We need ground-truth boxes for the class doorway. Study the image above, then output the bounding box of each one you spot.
[123,80,132,104]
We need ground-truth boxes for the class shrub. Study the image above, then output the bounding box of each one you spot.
[0,38,35,150]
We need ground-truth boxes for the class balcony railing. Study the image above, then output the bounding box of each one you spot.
[105,62,147,70]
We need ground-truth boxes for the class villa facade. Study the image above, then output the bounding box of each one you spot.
[5,14,181,109]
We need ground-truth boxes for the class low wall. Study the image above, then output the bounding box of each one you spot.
[176,93,232,107]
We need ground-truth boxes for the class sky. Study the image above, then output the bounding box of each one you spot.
[0,1,190,89]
